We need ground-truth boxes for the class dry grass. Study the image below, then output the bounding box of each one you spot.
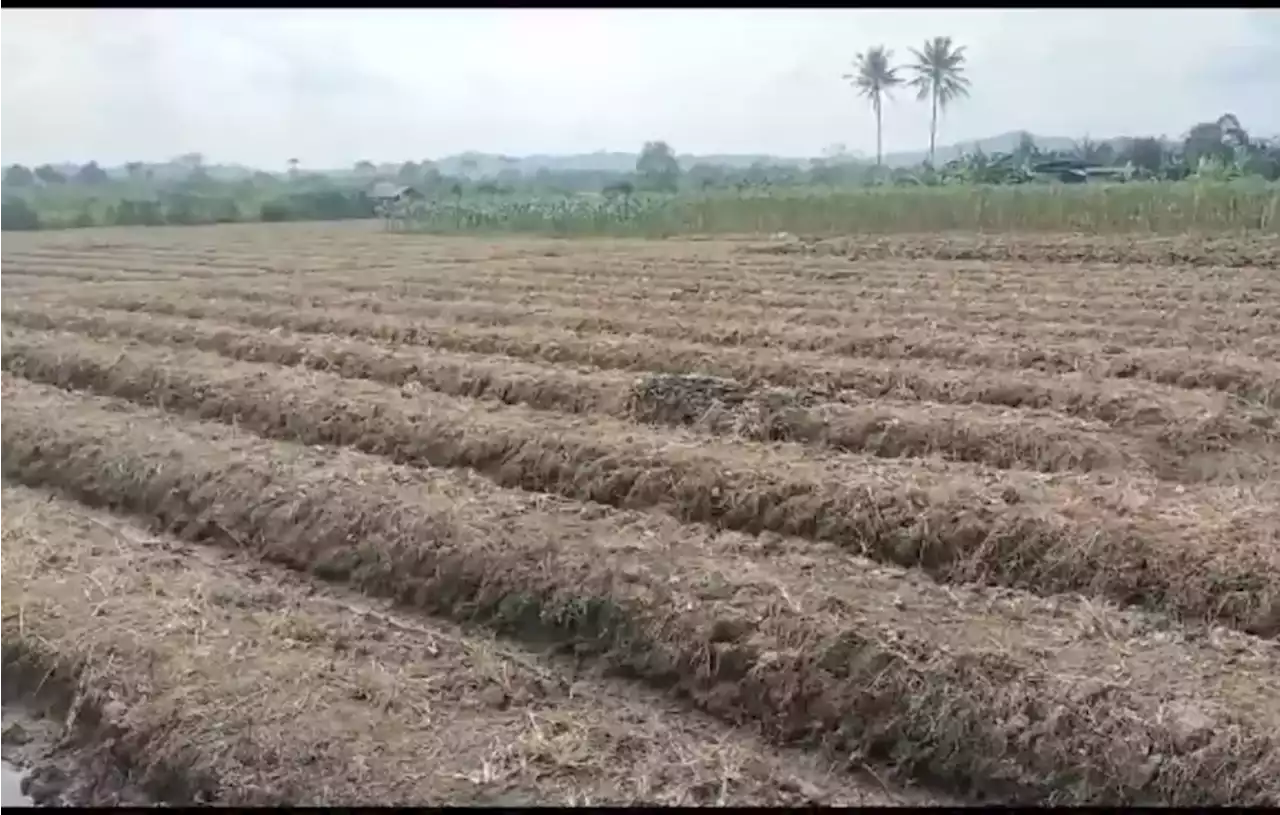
[738,232,1280,268]
[4,336,1279,636]
[2,484,919,806]
[4,382,1280,805]
[15,269,1279,356]
[3,225,1279,805]
[10,294,1267,432]
[17,287,1280,404]
[64,276,1280,355]
[14,307,1245,481]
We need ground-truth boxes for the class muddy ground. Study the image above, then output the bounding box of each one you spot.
[3,709,64,807]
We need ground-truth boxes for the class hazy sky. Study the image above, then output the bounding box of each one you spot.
[3,9,1277,168]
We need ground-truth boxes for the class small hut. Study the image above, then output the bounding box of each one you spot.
[370,182,425,229]
[370,182,423,204]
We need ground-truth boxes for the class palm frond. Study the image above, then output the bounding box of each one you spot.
[906,36,971,110]
[845,46,902,104]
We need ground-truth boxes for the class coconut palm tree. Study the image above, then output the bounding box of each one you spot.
[843,46,902,167]
[906,37,972,167]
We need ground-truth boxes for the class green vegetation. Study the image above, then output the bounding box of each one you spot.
[1,163,379,232]
[7,147,1275,237]
[401,182,1279,237]
[4,30,1278,236]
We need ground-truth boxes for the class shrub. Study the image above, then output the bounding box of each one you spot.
[1,197,42,231]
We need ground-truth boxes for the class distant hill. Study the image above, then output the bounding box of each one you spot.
[50,131,1184,183]
[878,131,1181,168]
[881,132,1077,168]
[427,151,813,177]
[420,132,1170,176]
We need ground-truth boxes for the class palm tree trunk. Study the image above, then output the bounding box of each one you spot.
[929,90,938,166]
[875,97,883,166]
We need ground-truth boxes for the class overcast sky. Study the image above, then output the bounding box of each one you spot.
[2,9,1277,168]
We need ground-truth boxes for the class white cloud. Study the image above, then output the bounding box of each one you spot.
[2,8,1275,167]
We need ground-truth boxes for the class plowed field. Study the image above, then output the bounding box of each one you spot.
[3,222,1278,806]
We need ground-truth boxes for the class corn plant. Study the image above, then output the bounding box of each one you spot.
[399,182,1279,237]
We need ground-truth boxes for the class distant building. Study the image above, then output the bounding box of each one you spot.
[370,183,425,231]
[369,182,424,204]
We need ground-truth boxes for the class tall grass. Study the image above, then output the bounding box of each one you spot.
[403,181,1280,237]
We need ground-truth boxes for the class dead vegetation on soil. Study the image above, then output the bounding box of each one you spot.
[4,385,1280,806]
[736,233,1280,269]
[13,309,1236,480]
[18,282,1280,405]
[4,341,1279,636]
[11,295,1269,436]
[2,484,918,806]
[3,227,1279,806]
[18,265,1279,364]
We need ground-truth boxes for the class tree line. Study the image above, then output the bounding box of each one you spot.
[843,35,1279,182]
[4,51,1278,234]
